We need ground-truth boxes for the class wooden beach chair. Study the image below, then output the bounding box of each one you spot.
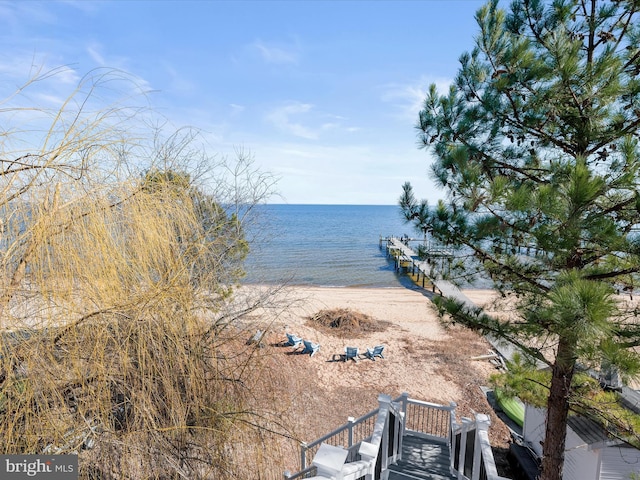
[344,346,359,362]
[365,345,384,361]
[285,333,303,349]
[302,340,320,357]
[246,330,265,347]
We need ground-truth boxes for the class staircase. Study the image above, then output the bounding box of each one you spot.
[387,434,455,480]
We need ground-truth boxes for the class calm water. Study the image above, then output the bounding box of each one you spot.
[242,204,417,288]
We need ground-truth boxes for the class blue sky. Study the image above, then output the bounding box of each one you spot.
[1,0,488,205]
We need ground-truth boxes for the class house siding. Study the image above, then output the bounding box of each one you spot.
[522,405,640,480]
[523,406,545,458]
[563,440,600,480]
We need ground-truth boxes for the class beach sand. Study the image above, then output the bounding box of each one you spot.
[238,285,512,473]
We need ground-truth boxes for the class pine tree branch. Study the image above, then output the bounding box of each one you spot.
[464,239,552,293]
[585,266,640,281]
[523,0,550,50]
[586,0,596,65]
[437,295,551,366]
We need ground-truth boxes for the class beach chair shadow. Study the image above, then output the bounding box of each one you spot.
[365,345,385,361]
[301,340,320,357]
[344,346,359,362]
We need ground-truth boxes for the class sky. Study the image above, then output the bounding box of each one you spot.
[0,0,489,205]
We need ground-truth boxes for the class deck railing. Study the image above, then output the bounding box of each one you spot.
[297,408,379,470]
[284,394,403,480]
[284,392,510,480]
[450,413,511,480]
[398,395,456,441]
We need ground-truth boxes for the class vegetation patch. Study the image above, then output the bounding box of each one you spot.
[307,308,389,337]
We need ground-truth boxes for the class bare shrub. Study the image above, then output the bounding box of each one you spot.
[0,68,281,479]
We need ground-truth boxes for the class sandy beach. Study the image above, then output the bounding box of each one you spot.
[261,286,499,401]
[239,284,511,473]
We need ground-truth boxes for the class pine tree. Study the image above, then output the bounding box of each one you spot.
[409,1,640,479]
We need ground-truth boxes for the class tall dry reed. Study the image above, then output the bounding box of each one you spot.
[1,68,287,479]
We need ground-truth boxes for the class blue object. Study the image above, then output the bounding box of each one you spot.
[302,340,320,357]
[344,346,359,362]
[366,345,385,361]
[285,332,303,349]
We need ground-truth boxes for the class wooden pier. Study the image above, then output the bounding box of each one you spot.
[381,236,474,304]
[381,236,523,366]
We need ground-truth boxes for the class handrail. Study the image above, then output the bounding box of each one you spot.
[319,395,403,480]
[299,407,379,469]
[282,466,316,480]
[400,395,456,442]
[305,409,378,452]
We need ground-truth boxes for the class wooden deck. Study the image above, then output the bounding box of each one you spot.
[388,434,456,480]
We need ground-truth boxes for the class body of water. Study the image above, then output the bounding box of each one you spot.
[242,204,418,288]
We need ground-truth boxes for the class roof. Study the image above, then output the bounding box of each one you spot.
[567,415,627,450]
[620,386,640,415]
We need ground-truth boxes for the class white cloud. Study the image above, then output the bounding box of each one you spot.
[162,62,196,93]
[46,65,80,85]
[380,76,453,123]
[0,56,79,86]
[229,103,245,115]
[85,42,136,73]
[78,45,154,99]
[320,122,339,131]
[252,40,299,64]
[87,43,106,66]
[248,141,440,205]
[58,0,101,15]
[0,2,57,25]
[265,102,318,139]
[83,43,153,94]
[264,103,361,140]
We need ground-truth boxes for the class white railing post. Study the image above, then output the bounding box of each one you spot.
[457,417,473,480]
[378,394,391,472]
[300,442,308,471]
[448,401,459,476]
[400,392,409,416]
[448,402,457,442]
[347,416,355,448]
[450,423,458,476]
[472,414,491,480]
[389,400,403,464]
[399,392,409,440]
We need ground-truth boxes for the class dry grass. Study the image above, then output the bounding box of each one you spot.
[238,310,513,478]
[0,68,308,479]
[1,310,265,478]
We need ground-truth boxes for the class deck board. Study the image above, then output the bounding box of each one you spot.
[387,434,456,480]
